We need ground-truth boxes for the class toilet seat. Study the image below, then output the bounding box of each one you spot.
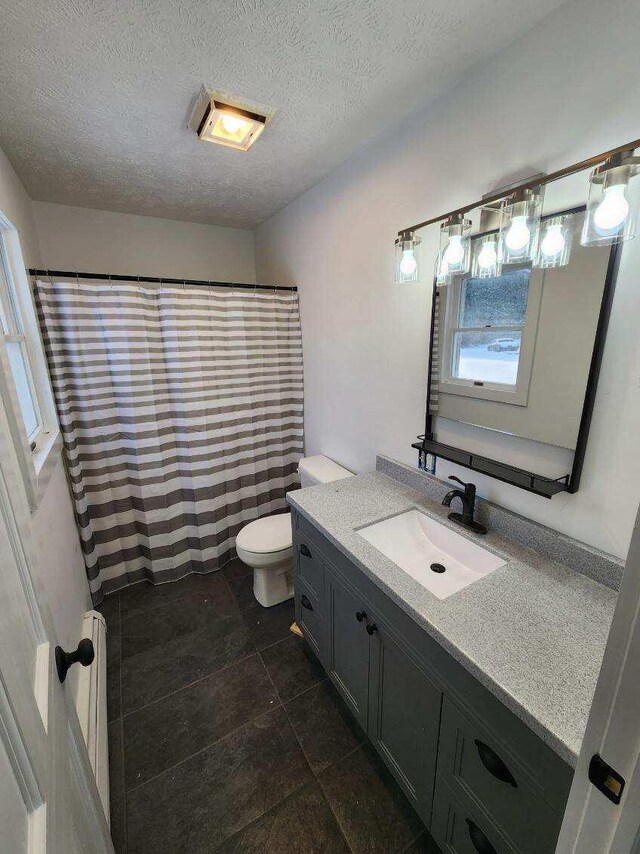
[236,512,293,555]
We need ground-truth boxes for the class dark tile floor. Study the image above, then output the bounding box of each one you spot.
[99,560,438,853]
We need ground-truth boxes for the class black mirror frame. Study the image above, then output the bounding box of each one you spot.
[412,209,621,499]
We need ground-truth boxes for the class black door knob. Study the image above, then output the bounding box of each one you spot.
[366,623,378,635]
[300,594,313,611]
[300,544,312,557]
[55,638,95,683]
[355,611,367,622]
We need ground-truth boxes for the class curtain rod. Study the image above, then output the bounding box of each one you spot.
[398,136,640,238]
[28,268,297,293]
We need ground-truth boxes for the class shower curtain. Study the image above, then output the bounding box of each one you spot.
[35,279,304,602]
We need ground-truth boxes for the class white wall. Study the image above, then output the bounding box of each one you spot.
[33,202,256,283]
[0,149,91,650]
[255,0,640,561]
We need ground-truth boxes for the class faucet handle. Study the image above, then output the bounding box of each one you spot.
[448,475,467,487]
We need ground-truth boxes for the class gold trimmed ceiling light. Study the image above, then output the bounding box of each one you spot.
[190,89,271,152]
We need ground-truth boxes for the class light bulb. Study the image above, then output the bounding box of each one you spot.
[505,215,531,253]
[477,241,497,270]
[540,224,565,258]
[399,249,417,276]
[221,114,244,134]
[444,235,465,268]
[594,184,630,232]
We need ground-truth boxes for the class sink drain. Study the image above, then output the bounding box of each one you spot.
[430,562,446,574]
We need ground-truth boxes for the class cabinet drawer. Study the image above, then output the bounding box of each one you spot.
[294,536,324,604]
[438,699,563,853]
[432,775,516,854]
[294,577,326,664]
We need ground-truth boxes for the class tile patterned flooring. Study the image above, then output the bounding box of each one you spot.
[100,560,439,853]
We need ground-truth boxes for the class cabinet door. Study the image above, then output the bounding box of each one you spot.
[368,622,442,825]
[326,569,370,730]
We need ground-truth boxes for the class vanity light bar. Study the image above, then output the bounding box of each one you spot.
[397,137,640,240]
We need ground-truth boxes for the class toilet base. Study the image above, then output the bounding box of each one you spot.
[253,558,294,608]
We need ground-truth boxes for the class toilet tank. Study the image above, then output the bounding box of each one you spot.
[298,455,353,488]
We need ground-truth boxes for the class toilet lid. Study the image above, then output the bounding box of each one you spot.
[236,512,293,554]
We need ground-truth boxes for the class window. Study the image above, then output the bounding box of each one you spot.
[0,242,42,444]
[0,213,59,506]
[440,261,542,406]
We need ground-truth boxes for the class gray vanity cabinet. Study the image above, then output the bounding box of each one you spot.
[291,509,573,853]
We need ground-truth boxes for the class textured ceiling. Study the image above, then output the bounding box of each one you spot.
[0,0,565,228]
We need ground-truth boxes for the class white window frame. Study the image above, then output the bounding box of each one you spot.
[0,211,61,508]
[439,262,543,407]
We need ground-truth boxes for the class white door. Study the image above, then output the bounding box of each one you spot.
[0,408,112,849]
[556,501,640,852]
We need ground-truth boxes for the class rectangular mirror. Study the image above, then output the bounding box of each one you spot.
[415,167,621,497]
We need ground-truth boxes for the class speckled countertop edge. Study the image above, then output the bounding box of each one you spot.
[287,472,617,768]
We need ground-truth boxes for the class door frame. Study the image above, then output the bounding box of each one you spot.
[557,502,640,852]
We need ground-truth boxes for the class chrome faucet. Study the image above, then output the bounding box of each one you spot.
[442,475,487,535]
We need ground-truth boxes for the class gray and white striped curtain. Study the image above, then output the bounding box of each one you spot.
[35,280,303,603]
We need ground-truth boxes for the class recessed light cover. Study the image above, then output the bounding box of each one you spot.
[197,100,267,152]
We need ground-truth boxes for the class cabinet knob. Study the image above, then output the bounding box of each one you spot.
[55,638,95,683]
[355,611,367,622]
[300,594,313,612]
[474,739,518,788]
[465,818,497,854]
[366,622,378,635]
[300,544,312,558]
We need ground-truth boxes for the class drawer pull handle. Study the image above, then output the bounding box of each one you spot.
[474,739,518,788]
[300,594,313,612]
[465,818,497,854]
[300,544,312,557]
[366,622,378,635]
[355,611,367,622]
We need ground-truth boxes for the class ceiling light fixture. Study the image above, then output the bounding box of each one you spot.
[189,89,272,152]
[197,100,267,151]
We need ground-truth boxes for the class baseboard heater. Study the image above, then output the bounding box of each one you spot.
[75,610,110,823]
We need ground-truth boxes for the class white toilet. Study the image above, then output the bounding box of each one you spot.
[235,455,353,607]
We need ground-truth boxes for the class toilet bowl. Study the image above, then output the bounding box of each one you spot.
[236,513,294,608]
[235,455,353,607]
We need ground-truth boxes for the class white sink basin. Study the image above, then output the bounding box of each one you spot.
[357,509,506,599]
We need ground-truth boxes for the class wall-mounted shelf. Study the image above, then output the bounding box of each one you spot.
[412,437,570,499]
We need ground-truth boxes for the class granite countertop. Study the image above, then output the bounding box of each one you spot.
[287,471,617,767]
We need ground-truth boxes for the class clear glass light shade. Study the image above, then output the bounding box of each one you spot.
[535,215,573,268]
[471,235,501,278]
[436,217,471,284]
[581,161,639,246]
[498,187,543,264]
[394,234,421,283]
